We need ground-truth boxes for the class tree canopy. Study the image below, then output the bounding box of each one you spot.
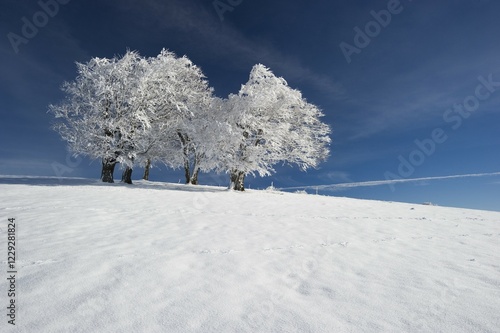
[50,50,331,190]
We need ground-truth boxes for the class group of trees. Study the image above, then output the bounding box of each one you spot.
[50,49,331,191]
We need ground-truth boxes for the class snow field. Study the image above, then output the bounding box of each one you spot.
[0,178,499,332]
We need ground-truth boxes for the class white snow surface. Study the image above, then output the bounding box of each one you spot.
[0,176,499,332]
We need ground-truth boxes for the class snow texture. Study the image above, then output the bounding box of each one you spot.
[0,176,499,332]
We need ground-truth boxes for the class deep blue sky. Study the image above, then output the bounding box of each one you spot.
[1,0,499,211]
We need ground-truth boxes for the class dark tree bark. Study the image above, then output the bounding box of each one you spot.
[235,171,245,191]
[183,159,191,184]
[189,153,201,185]
[101,157,116,183]
[178,131,191,184]
[190,168,200,185]
[121,166,133,184]
[143,159,151,180]
[230,170,238,189]
[230,169,245,191]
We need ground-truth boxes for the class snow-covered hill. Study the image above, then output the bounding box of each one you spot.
[1,176,499,332]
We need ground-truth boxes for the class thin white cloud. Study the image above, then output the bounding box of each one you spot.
[337,0,500,140]
[0,9,91,112]
[343,64,500,141]
[116,0,344,98]
[322,171,352,183]
[279,172,500,191]
[0,158,85,178]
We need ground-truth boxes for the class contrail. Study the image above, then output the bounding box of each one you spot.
[278,172,500,191]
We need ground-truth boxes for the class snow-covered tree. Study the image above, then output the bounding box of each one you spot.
[51,52,330,188]
[50,49,215,184]
[219,64,331,191]
[133,49,213,183]
[50,51,149,183]
[185,97,234,184]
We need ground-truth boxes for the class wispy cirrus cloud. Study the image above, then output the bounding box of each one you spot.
[336,0,500,140]
[115,0,344,98]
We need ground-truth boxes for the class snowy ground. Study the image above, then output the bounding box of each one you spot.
[0,176,499,332]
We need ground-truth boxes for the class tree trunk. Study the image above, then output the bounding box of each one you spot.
[190,168,200,185]
[235,171,245,191]
[122,166,133,184]
[230,170,245,191]
[101,157,116,183]
[230,169,238,190]
[178,131,191,184]
[189,153,201,185]
[143,159,151,180]
[183,159,191,184]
